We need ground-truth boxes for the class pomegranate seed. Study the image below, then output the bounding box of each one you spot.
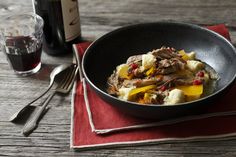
[130,63,138,70]
[160,85,167,91]
[197,71,204,77]
[193,79,203,85]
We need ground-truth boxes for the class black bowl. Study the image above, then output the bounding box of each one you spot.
[82,22,236,119]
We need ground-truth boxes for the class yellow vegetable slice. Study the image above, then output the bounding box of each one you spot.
[129,85,156,97]
[176,85,203,96]
[143,92,156,104]
[144,93,151,100]
[146,67,155,76]
[179,50,190,60]
[143,93,152,103]
[117,64,131,79]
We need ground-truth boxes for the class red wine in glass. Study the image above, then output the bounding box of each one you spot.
[4,36,42,72]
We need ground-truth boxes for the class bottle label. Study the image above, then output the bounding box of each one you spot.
[61,0,81,42]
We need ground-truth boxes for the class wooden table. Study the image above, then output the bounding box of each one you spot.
[1,0,236,156]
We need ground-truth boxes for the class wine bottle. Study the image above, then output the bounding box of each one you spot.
[32,0,82,55]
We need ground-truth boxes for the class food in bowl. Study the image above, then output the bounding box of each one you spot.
[107,46,219,105]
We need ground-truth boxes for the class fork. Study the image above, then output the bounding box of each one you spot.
[22,64,77,136]
[9,64,71,122]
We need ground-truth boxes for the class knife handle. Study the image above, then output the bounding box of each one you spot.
[22,92,55,136]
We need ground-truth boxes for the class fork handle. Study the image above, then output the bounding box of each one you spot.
[22,91,56,136]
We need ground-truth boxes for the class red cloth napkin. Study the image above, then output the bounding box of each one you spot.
[206,24,231,40]
[71,24,236,150]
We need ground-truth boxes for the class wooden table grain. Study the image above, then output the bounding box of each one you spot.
[1,0,236,156]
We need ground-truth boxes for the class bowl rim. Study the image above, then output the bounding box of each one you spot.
[82,21,236,108]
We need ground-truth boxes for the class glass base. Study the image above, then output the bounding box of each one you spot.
[14,62,41,76]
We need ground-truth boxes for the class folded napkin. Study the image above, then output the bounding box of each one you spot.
[71,24,236,150]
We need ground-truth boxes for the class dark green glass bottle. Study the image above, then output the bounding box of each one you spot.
[33,0,81,55]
